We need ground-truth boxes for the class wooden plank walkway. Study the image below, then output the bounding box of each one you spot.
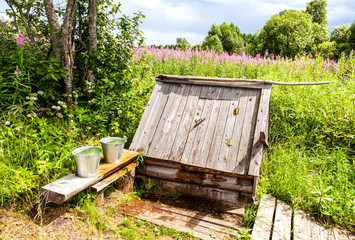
[118,198,245,240]
[251,195,354,240]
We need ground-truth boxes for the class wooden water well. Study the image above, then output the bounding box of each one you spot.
[129,74,273,203]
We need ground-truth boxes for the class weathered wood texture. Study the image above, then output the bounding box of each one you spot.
[139,176,243,203]
[272,200,292,240]
[251,194,276,240]
[137,163,253,193]
[90,161,138,193]
[157,74,330,86]
[251,195,353,240]
[129,77,272,177]
[41,150,138,204]
[118,198,245,240]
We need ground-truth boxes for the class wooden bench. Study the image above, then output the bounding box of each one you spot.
[251,195,352,240]
[41,149,139,205]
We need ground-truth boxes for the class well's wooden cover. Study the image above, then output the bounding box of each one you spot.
[130,75,272,176]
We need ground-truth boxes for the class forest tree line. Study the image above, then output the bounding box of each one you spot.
[154,0,355,59]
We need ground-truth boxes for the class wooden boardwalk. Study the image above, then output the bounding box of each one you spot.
[251,195,354,240]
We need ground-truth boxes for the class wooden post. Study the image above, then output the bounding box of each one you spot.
[117,168,136,193]
[95,190,104,207]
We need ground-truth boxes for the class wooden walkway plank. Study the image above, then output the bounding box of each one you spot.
[169,86,202,162]
[248,87,272,176]
[234,89,259,175]
[119,199,243,240]
[158,85,191,159]
[216,88,240,172]
[41,150,138,204]
[272,200,292,240]
[293,209,313,240]
[251,194,276,240]
[147,84,183,157]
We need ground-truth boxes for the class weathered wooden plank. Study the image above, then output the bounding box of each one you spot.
[216,88,240,172]
[142,177,241,203]
[234,89,259,175]
[272,200,292,240]
[248,87,272,176]
[143,157,254,179]
[293,209,313,240]
[119,199,244,240]
[180,86,208,164]
[147,84,182,157]
[169,86,202,162]
[205,90,229,170]
[138,164,253,192]
[226,89,249,172]
[189,87,222,167]
[332,228,352,240]
[134,83,172,153]
[130,82,163,151]
[158,85,191,159]
[41,150,138,204]
[251,194,276,240]
[157,77,273,90]
[197,95,222,168]
[90,162,138,193]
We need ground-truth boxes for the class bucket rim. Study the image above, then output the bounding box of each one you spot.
[100,136,126,144]
[72,146,102,156]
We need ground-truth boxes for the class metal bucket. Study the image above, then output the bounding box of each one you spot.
[72,146,102,178]
[100,137,125,164]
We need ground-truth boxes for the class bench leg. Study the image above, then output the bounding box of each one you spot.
[117,168,136,193]
[95,190,104,207]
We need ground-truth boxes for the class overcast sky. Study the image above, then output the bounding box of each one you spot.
[1,0,354,46]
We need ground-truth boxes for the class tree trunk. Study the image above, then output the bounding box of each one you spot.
[43,0,77,105]
[84,0,98,100]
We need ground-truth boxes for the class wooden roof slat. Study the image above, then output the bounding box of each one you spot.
[234,90,260,175]
[131,83,172,153]
[226,89,250,172]
[205,89,230,170]
[130,82,163,151]
[194,88,223,167]
[169,85,202,162]
[216,88,241,172]
[248,88,272,176]
[180,88,207,164]
[147,84,183,157]
[159,85,191,159]
[189,87,222,166]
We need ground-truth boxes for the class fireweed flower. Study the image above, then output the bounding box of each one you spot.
[14,69,21,77]
[16,36,25,46]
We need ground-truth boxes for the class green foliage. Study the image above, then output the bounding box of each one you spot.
[202,22,244,54]
[306,0,328,25]
[176,37,191,50]
[259,10,315,57]
[349,21,355,50]
[202,34,223,53]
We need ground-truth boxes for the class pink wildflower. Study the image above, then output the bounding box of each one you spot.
[16,36,24,46]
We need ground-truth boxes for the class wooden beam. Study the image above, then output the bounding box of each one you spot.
[138,164,253,193]
[139,177,244,203]
[157,74,330,86]
[41,150,139,204]
[90,162,138,193]
[142,157,254,179]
